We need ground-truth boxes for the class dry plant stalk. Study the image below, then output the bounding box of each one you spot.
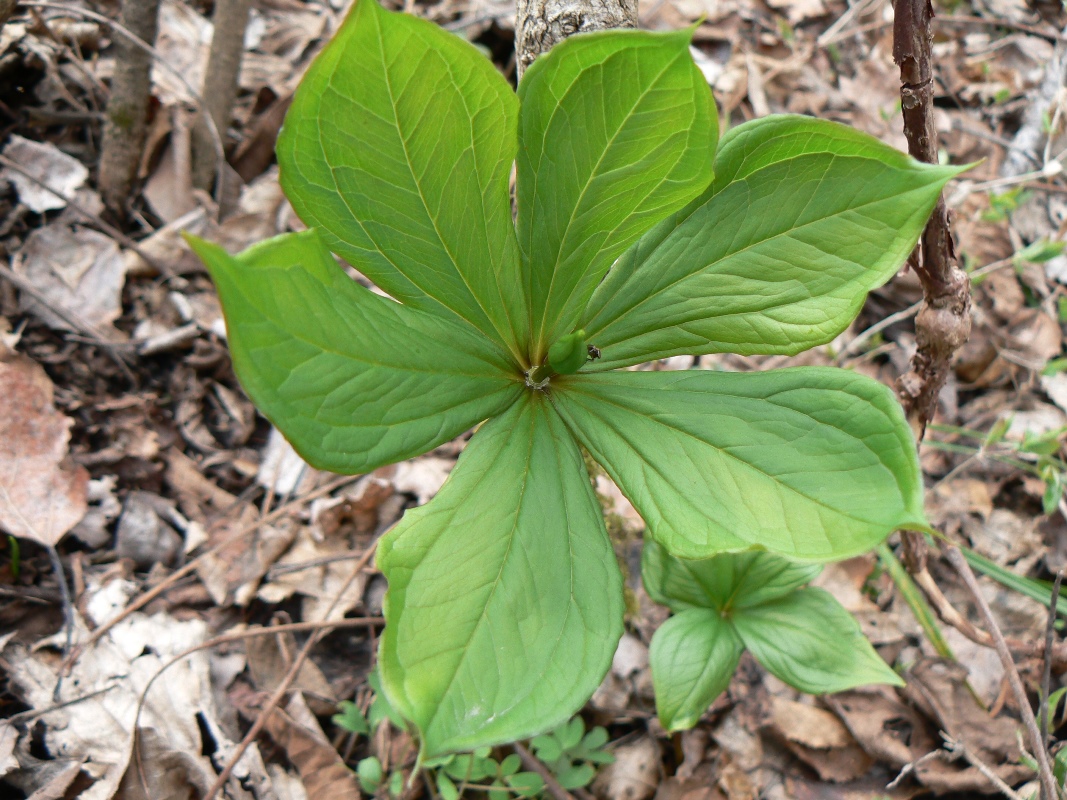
[515,0,638,78]
[98,0,162,215]
[191,0,253,193]
[892,0,972,438]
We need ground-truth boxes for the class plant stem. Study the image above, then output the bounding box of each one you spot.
[192,0,252,197]
[944,545,1059,800]
[891,0,972,439]
[98,0,161,216]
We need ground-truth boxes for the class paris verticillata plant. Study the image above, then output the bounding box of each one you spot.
[642,541,902,731]
[187,0,960,759]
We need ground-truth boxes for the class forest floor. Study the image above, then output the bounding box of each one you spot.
[2,0,1067,798]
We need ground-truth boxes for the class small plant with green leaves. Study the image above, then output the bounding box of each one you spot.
[642,542,901,730]
[188,0,959,758]
[529,717,614,791]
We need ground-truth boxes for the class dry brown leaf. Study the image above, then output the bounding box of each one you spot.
[244,627,336,715]
[766,697,873,783]
[0,135,88,213]
[0,352,88,546]
[13,224,127,334]
[256,692,361,799]
[592,737,661,800]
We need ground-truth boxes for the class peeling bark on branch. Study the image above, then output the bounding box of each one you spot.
[515,0,638,78]
[892,0,972,440]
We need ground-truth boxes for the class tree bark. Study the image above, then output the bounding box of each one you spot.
[515,0,638,78]
[97,0,162,216]
[191,0,253,193]
[892,0,972,440]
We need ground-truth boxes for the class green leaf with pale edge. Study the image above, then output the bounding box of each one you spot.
[641,540,820,613]
[186,231,521,473]
[517,28,716,357]
[277,0,528,359]
[733,587,903,693]
[581,115,965,369]
[377,397,624,757]
[649,609,743,731]
[552,368,925,560]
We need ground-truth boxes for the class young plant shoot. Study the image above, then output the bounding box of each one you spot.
[642,541,902,731]
[188,0,958,758]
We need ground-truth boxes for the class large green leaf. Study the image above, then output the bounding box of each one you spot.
[641,540,820,613]
[517,28,716,358]
[277,0,527,359]
[649,608,742,731]
[733,587,903,694]
[187,231,521,474]
[581,115,964,369]
[377,396,624,757]
[552,368,925,560]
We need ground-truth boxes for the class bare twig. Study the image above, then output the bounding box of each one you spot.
[133,611,383,795]
[944,545,1058,800]
[63,473,360,668]
[202,542,379,800]
[98,0,161,216]
[942,735,1027,800]
[511,741,576,800]
[892,0,973,440]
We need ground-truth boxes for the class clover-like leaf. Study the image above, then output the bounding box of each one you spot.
[277,0,528,357]
[187,231,521,473]
[581,115,965,369]
[517,27,716,357]
[732,587,903,694]
[553,368,925,560]
[649,608,743,731]
[377,397,624,757]
[641,539,820,613]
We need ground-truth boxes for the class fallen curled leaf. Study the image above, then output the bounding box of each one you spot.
[0,351,88,546]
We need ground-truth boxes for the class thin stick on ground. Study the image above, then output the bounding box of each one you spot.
[942,735,1027,800]
[202,542,379,800]
[944,545,1059,800]
[132,612,383,793]
[63,473,360,668]
[510,741,576,800]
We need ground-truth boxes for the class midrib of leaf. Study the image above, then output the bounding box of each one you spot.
[583,157,944,340]
[527,47,682,352]
[377,25,489,339]
[559,384,908,535]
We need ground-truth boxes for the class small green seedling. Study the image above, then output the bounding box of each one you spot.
[188,0,958,758]
[529,717,614,791]
[643,541,902,731]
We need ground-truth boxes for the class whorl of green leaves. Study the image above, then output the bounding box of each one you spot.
[189,0,959,758]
